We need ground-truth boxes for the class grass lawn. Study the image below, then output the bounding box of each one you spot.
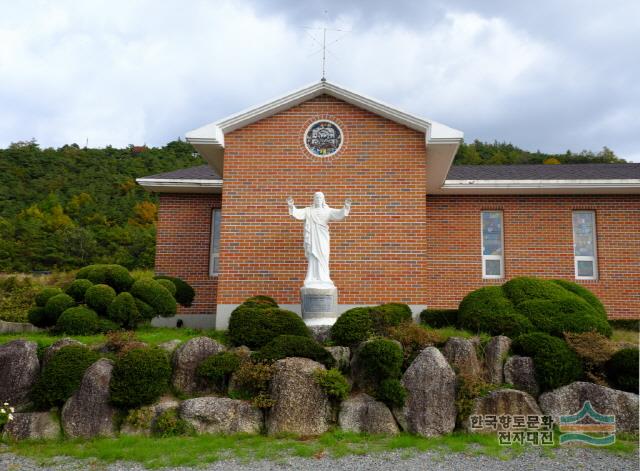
[2,430,637,468]
[0,325,228,348]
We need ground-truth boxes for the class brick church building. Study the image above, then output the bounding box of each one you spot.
[138,81,640,328]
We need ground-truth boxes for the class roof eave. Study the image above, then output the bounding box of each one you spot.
[136,178,223,194]
[433,179,640,195]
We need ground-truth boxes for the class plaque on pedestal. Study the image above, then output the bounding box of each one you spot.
[300,286,337,325]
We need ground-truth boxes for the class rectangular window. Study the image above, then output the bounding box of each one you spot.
[481,211,504,279]
[209,208,221,276]
[572,211,597,280]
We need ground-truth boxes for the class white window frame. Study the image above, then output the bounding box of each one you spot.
[481,211,504,279]
[572,210,598,280]
[209,208,221,277]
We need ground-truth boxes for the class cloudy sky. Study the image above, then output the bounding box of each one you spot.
[1,0,639,161]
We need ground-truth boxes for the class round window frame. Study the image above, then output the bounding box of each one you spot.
[303,119,344,158]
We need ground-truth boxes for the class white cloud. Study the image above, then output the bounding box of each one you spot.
[0,0,637,161]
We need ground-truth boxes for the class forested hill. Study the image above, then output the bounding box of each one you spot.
[0,139,628,273]
[0,140,204,272]
[453,141,625,165]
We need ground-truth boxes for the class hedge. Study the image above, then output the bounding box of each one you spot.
[420,309,458,328]
[552,279,607,319]
[254,335,335,368]
[56,306,99,335]
[370,303,412,334]
[107,292,141,329]
[30,345,100,409]
[155,279,176,296]
[517,296,612,337]
[457,286,533,337]
[357,339,403,382]
[330,307,375,346]
[154,275,195,307]
[130,279,177,318]
[241,295,279,309]
[35,287,62,307]
[228,305,310,349]
[43,293,76,324]
[110,347,172,408]
[512,332,583,392]
[502,277,570,305]
[606,348,639,393]
[84,284,116,314]
[76,264,134,292]
[65,279,93,303]
[197,352,243,388]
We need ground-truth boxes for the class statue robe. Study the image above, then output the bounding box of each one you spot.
[289,204,349,288]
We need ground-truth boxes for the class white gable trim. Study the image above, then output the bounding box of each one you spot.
[185,80,464,189]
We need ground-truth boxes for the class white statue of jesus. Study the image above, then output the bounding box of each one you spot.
[288,192,351,289]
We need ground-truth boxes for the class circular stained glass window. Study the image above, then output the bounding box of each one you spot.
[304,120,343,157]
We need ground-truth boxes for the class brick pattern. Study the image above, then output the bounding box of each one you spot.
[155,193,221,315]
[425,195,640,319]
[216,94,429,305]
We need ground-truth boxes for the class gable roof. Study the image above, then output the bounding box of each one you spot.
[138,162,640,195]
[185,80,463,192]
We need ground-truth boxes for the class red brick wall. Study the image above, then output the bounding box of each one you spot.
[216,94,429,305]
[155,193,221,315]
[425,194,640,319]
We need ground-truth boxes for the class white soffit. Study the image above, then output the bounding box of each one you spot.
[185,80,464,187]
[135,178,222,194]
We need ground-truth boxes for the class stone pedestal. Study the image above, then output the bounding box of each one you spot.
[300,286,337,325]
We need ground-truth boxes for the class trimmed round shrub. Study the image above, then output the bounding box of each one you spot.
[30,345,100,409]
[370,303,412,333]
[27,306,49,327]
[512,332,583,392]
[84,284,116,314]
[56,306,99,335]
[155,279,176,296]
[96,318,121,333]
[65,279,93,303]
[502,276,569,305]
[35,287,62,307]
[357,339,404,381]
[241,295,279,309]
[154,275,195,307]
[606,348,639,393]
[110,347,172,408]
[107,292,141,329]
[375,378,407,409]
[130,279,177,318]
[254,335,335,368]
[518,296,612,337]
[197,351,242,387]
[76,264,134,292]
[420,309,458,328]
[228,306,310,349]
[330,307,375,346]
[135,298,156,320]
[458,286,533,337]
[43,293,76,324]
[313,369,350,401]
[552,279,607,319]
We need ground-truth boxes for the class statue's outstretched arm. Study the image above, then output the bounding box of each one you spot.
[329,198,351,221]
[287,197,306,220]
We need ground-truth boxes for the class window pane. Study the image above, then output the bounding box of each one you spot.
[210,209,221,275]
[573,212,595,257]
[485,259,501,277]
[482,211,503,256]
[577,260,594,278]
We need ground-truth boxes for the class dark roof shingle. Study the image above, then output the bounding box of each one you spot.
[140,165,220,180]
[446,163,640,181]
